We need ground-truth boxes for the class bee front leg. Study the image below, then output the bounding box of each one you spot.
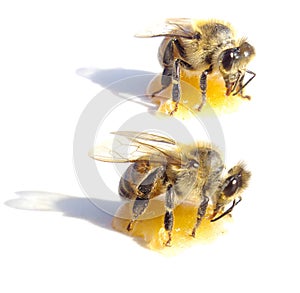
[233,70,256,100]
[191,195,209,237]
[164,184,176,246]
[232,74,250,99]
[198,66,213,111]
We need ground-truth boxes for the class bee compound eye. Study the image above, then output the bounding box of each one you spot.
[220,50,235,71]
[223,175,241,197]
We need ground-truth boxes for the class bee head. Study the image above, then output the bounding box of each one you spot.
[214,162,250,209]
[222,163,251,199]
[218,41,255,95]
[210,162,251,222]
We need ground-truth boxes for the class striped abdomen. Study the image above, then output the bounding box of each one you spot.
[118,160,166,200]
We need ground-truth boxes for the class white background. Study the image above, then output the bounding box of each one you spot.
[1,1,300,292]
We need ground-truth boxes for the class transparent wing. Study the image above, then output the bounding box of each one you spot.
[89,131,181,164]
[111,131,176,145]
[135,18,196,39]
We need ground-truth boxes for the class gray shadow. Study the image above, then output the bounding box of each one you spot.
[5,191,123,231]
[5,191,162,250]
[76,67,161,111]
[77,67,156,97]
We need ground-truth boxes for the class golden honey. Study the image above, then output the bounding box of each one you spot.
[112,199,230,252]
[147,70,248,118]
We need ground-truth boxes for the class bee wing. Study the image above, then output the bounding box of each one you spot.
[135,18,196,39]
[89,143,141,163]
[111,131,176,145]
[89,131,181,164]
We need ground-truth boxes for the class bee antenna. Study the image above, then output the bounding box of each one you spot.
[210,197,242,222]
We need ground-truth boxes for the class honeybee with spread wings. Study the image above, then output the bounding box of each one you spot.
[90,131,251,246]
[136,18,256,113]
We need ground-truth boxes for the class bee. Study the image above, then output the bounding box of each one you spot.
[90,131,251,246]
[136,18,256,113]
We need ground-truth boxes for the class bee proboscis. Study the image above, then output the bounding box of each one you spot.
[90,131,251,246]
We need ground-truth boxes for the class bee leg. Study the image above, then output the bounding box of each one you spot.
[191,195,209,237]
[198,66,213,111]
[152,39,175,98]
[126,196,150,231]
[164,184,175,246]
[169,59,181,115]
[154,39,184,114]
[233,70,256,99]
[209,203,222,222]
[236,84,251,100]
[233,74,249,99]
[151,66,172,97]
[127,166,165,231]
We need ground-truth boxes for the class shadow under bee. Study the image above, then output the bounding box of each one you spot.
[76,67,158,110]
[5,191,122,231]
[5,191,232,252]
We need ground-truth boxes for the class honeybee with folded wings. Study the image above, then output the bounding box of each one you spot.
[136,18,255,113]
[90,131,251,246]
